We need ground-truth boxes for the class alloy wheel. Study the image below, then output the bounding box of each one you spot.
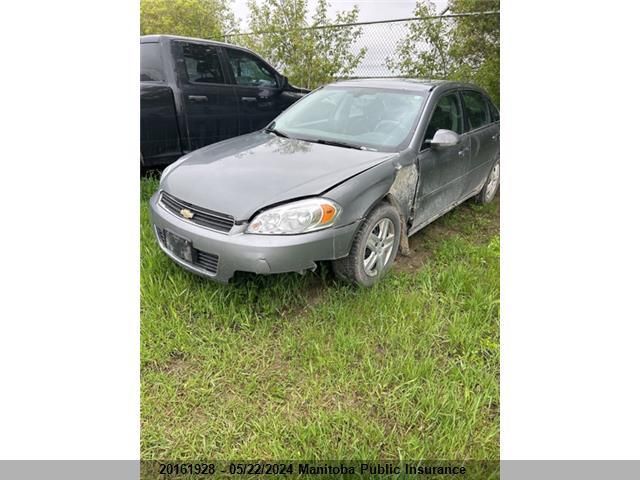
[363,218,395,277]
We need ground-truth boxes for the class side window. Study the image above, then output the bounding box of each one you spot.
[461,90,491,130]
[423,93,463,143]
[182,43,225,84]
[488,99,500,122]
[227,49,277,88]
[140,43,165,81]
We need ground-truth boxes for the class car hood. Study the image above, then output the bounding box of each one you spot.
[162,131,394,221]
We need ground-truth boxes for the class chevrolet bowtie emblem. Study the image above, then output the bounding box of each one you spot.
[180,208,194,219]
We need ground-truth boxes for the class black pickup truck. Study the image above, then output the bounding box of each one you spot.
[141,35,309,167]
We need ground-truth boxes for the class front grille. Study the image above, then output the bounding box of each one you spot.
[160,191,235,233]
[155,226,219,274]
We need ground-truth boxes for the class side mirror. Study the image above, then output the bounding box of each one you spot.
[430,129,461,148]
[277,74,289,90]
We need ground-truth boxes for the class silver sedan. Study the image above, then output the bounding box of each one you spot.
[150,79,500,286]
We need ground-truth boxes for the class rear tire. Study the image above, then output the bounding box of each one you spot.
[332,203,401,287]
[475,158,500,204]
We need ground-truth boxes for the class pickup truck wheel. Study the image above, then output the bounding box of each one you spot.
[475,158,500,204]
[333,203,401,287]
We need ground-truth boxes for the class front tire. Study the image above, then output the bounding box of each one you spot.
[476,158,500,204]
[333,203,401,287]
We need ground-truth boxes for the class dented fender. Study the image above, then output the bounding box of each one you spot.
[323,155,420,254]
[388,162,419,221]
[324,159,397,227]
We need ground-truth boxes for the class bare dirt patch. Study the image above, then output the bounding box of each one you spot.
[147,350,197,379]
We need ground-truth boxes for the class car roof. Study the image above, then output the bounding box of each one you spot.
[141,34,248,51]
[329,78,481,93]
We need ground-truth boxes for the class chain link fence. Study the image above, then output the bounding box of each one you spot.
[223,11,499,88]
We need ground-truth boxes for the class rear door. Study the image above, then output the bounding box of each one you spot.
[413,91,470,229]
[140,41,182,166]
[488,97,500,162]
[223,47,290,134]
[173,41,239,151]
[460,90,500,195]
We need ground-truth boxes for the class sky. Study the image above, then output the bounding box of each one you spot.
[231,0,450,77]
[232,0,449,29]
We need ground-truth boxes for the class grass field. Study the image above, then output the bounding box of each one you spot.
[141,176,499,460]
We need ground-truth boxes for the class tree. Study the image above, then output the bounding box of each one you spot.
[236,0,366,89]
[140,0,236,40]
[387,0,500,103]
[449,0,500,103]
[386,1,454,80]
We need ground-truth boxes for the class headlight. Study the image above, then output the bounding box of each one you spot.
[247,198,341,235]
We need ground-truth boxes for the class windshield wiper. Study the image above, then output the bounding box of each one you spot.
[309,138,366,151]
[265,125,289,138]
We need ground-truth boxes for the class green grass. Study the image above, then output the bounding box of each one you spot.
[141,176,499,460]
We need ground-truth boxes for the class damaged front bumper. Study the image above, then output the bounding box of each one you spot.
[149,191,360,283]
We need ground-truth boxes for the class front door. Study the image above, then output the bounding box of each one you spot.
[413,92,469,230]
[175,41,239,151]
[224,48,289,134]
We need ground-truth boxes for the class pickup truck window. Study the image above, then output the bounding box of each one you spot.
[140,43,165,81]
[227,49,277,88]
[182,43,225,84]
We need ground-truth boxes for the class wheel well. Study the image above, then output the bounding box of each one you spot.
[380,193,407,227]
[357,193,411,256]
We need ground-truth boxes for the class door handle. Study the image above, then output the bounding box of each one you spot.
[188,95,208,103]
[241,96,257,103]
[458,147,470,157]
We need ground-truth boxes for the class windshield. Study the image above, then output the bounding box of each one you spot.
[271,86,427,151]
